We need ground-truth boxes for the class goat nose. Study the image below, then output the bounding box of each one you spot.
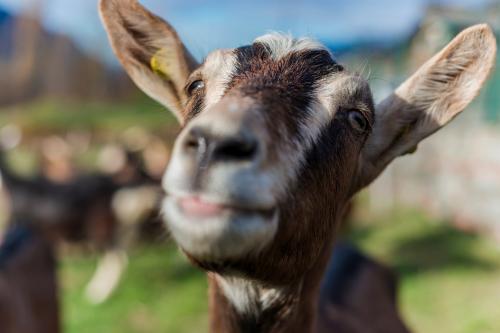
[183,127,259,166]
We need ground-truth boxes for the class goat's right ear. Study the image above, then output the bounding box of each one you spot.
[354,24,496,192]
[99,0,198,124]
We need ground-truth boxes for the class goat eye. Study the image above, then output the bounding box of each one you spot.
[347,110,368,132]
[187,80,205,96]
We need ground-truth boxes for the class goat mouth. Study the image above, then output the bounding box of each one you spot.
[162,194,279,261]
[176,196,276,220]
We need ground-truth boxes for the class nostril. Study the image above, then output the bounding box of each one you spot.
[182,127,259,164]
[214,137,258,162]
[185,136,200,149]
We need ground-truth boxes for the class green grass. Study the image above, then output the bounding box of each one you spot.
[60,243,208,333]
[0,98,178,134]
[59,210,500,333]
[348,210,500,333]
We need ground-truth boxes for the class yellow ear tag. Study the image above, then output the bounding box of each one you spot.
[150,48,171,80]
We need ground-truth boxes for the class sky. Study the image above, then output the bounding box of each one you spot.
[0,0,494,64]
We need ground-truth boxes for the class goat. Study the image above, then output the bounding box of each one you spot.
[100,1,497,331]
[0,146,162,303]
[319,242,409,333]
[0,147,118,244]
[0,223,60,333]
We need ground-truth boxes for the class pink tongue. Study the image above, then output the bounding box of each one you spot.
[180,197,224,217]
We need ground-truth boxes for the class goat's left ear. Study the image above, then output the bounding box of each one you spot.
[355,24,497,191]
[99,0,198,124]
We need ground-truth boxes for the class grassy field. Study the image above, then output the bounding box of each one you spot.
[60,243,208,333]
[59,209,500,333]
[348,210,500,333]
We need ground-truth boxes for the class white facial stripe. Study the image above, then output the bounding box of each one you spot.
[203,49,237,109]
[239,34,339,193]
[254,32,329,60]
[317,73,346,113]
[268,90,337,198]
[300,100,334,151]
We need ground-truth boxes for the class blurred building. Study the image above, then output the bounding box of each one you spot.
[0,6,137,106]
[368,4,500,241]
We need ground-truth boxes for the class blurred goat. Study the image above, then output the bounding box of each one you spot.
[320,242,410,333]
[0,145,163,304]
[0,223,60,333]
